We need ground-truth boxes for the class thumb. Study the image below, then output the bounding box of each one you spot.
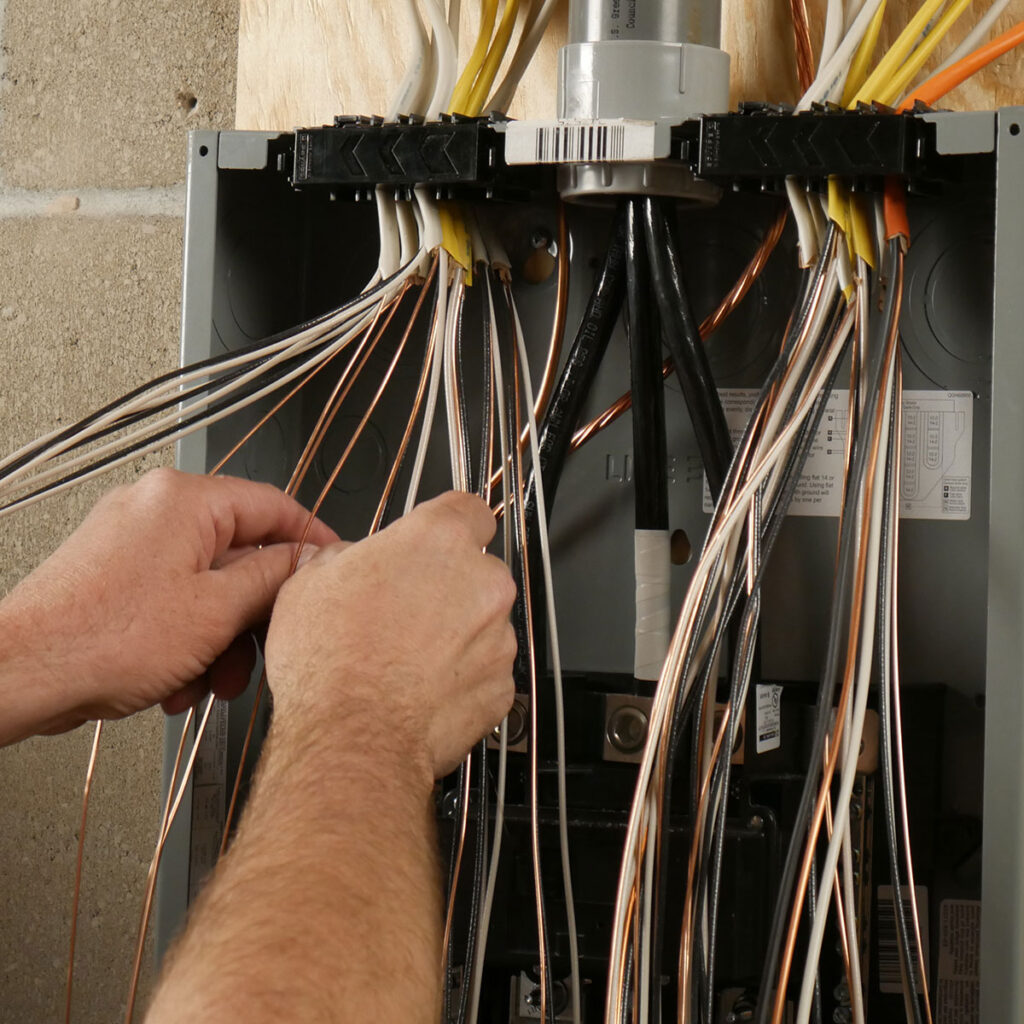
[210,542,315,633]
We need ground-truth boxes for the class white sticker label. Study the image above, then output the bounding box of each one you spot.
[755,684,783,753]
[504,119,664,165]
[702,389,973,520]
[936,899,980,1024]
[877,885,930,995]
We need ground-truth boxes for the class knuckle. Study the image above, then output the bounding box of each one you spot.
[133,466,183,503]
[501,624,519,663]
[484,556,517,610]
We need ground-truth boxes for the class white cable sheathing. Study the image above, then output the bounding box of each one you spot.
[634,529,672,681]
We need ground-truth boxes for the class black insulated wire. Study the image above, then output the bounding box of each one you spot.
[532,207,628,514]
[517,207,626,682]
[625,198,669,533]
[641,197,732,501]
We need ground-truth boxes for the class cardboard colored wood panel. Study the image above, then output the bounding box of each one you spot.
[236,0,570,129]
[237,0,1022,131]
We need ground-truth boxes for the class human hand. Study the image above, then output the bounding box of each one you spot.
[264,491,517,780]
[0,468,338,743]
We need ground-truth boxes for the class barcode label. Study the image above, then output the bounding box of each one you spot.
[877,884,930,995]
[504,119,660,165]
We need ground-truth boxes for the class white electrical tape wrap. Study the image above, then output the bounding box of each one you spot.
[634,529,672,681]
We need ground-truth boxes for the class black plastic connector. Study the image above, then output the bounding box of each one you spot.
[290,114,550,201]
[674,105,937,189]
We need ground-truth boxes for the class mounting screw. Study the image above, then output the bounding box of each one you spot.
[494,697,529,747]
[607,705,649,755]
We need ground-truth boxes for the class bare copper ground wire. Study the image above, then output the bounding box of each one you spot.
[888,356,934,1024]
[790,0,816,94]
[65,720,103,1024]
[486,202,570,498]
[531,201,570,430]
[123,706,195,1017]
[770,253,904,1024]
[295,272,437,550]
[126,699,211,1023]
[287,286,412,495]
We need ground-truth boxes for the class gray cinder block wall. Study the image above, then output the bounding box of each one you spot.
[0,3,239,1020]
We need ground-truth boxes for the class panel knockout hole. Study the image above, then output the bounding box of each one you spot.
[199,145,209,157]
[671,528,692,565]
[1011,123,1021,136]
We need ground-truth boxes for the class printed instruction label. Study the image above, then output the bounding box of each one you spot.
[936,899,981,1024]
[702,389,973,520]
[755,684,783,753]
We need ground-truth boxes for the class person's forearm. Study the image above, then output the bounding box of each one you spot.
[146,710,443,1023]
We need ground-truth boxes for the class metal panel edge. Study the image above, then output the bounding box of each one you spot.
[981,106,1024,1023]
[154,129,221,965]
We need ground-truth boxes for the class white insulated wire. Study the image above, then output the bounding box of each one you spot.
[447,0,462,50]
[488,0,561,113]
[937,0,1014,70]
[820,0,848,71]
[443,273,469,490]
[376,191,402,280]
[797,0,887,109]
[787,179,820,268]
[405,249,449,513]
[386,0,432,119]
[423,0,458,118]
[397,201,421,269]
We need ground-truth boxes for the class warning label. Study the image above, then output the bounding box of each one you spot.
[703,389,973,520]
[936,899,981,1024]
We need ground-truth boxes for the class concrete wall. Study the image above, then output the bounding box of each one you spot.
[0,3,239,1021]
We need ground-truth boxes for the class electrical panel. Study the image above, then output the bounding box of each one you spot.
[155,106,1023,1023]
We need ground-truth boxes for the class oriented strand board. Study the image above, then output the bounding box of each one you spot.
[237,0,1023,131]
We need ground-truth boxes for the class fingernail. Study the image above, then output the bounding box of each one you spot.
[295,544,320,570]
